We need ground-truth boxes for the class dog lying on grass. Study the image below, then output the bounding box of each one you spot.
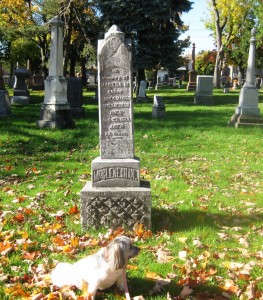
[51,235,140,299]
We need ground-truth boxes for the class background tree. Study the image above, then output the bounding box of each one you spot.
[96,0,192,90]
[195,50,216,75]
[0,0,100,79]
[205,0,251,87]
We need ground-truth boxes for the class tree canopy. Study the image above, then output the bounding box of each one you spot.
[97,0,192,82]
[204,0,263,87]
[0,0,193,80]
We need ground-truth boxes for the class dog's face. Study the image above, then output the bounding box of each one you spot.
[104,235,140,270]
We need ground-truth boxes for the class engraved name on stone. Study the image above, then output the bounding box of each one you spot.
[93,167,139,183]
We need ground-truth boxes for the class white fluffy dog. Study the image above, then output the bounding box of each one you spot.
[51,235,140,299]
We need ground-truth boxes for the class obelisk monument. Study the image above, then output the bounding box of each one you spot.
[37,16,74,129]
[228,28,263,127]
[187,43,197,91]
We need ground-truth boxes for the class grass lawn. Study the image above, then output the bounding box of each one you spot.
[0,84,262,299]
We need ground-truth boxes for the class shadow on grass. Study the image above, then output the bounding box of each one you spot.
[94,276,224,300]
[151,207,263,233]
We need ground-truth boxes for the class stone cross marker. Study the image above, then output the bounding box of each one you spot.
[228,28,263,127]
[80,25,151,229]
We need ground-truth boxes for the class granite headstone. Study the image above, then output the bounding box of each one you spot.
[194,75,214,105]
[152,95,165,118]
[80,25,151,229]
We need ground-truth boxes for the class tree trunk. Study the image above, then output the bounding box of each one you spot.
[69,58,76,77]
[81,61,87,85]
[214,46,224,88]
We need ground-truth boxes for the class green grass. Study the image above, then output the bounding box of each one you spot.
[0,85,263,299]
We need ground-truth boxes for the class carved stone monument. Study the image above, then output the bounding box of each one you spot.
[0,64,11,116]
[194,75,214,105]
[12,68,30,105]
[187,43,197,91]
[80,25,151,229]
[228,28,263,127]
[67,77,85,118]
[152,95,165,118]
[137,80,147,102]
[37,16,74,129]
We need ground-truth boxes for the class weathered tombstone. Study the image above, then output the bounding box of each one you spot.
[148,77,154,90]
[228,28,263,128]
[187,43,197,91]
[37,16,74,129]
[31,71,45,90]
[67,77,85,117]
[0,64,11,116]
[155,76,162,90]
[152,95,165,118]
[194,75,214,105]
[0,64,5,90]
[0,91,11,116]
[137,80,147,102]
[80,25,151,229]
[12,68,30,104]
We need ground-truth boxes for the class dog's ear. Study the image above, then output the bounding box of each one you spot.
[104,239,126,270]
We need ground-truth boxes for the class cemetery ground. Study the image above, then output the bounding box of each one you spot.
[0,85,262,300]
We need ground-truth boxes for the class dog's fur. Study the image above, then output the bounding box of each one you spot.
[51,235,140,299]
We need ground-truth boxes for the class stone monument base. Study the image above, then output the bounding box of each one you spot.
[14,90,30,97]
[71,107,85,118]
[0,90,11,116]
[228,113,263,128]
[152,105,165,118]
[80,180,151,229]
[37,103,75,129]
[11,96,30,105]
[194,94,214,105]
[187,82,196,91]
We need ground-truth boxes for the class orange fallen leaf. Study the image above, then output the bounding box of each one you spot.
[63,244,75,254]
[69,204,79,215]
[13,213,25,223]
[22,251,37,260]
[70,237,79,248]
[0,241,13,256]
[52,236,65,247]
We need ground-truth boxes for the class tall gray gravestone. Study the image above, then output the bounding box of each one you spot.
[137,80,147,102]
[80,25,151,229]
[194,75,214,105]
[229,28,263,127]
[37,16,74,129]
[0,64,11,116]
[67,77,85,118]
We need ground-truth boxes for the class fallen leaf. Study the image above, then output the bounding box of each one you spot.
[180,285,193,298]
